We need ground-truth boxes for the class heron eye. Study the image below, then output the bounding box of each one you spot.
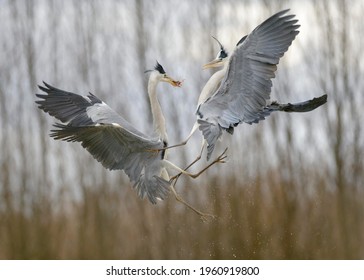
[164,74,167,78]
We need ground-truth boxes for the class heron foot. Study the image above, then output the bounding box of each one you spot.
[189,147,228,179]
[169,147,228,181]
[215,147,228,164]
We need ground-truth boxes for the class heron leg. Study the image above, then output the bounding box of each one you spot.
[185,139,206,170]
[187,147,227,178]
[169,139,206,184]
[169,179,215,222]
[165,147,228,181]
[159,122,199,151]
[167,147,227,221]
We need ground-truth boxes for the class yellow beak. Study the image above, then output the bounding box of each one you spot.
[202,58,224,69]
[162,75,182,87]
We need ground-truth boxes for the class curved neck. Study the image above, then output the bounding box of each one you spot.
[198,67,227,106]
[148,78,168,143]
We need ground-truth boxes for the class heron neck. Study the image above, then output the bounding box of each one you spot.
[148,79,168,143]
[198,68,227,106]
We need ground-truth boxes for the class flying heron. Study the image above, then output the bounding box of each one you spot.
[164,9,327,162]
[35,62,226,205]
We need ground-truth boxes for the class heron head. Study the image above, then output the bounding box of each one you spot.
[145,61,182,87]
[203,36,228,69]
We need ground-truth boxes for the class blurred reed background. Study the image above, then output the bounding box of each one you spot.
[0,0,363,259]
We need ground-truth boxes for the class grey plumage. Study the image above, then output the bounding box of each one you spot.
[36,82,169,204]
[197,9,327,160]
[264,95,328,113]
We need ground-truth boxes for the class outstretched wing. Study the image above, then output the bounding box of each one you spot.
[264,94,328,113]
[36,82,169,204]
[199,9,300,126]
[197,10,300,159]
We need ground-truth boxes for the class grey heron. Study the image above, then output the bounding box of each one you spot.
[165,9,327,161]
[36,62,226,205]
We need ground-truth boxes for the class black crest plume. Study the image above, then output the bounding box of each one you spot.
[154,61,166,74]
[212,36,228,59]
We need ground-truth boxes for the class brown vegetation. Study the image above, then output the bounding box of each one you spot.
[0,0,363,259]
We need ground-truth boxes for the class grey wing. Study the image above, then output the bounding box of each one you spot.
[200,9,300,126]
[36,82,169,204]
[264,94,328,113]
[198,10,300,158]
[36,82,149,138]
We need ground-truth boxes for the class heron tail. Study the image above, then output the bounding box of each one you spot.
[197,119,223,161]
[134,175,170,204]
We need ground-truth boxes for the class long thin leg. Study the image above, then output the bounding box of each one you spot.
[183,139,206,171]
[169,139,206,186]
[164,147,228,181]
[169,179,215,222]
[161,122,199,151]
[167,147,227,221]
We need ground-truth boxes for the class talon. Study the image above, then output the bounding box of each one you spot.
[200,214,216,223]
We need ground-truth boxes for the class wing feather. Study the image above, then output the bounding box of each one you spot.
[197,10,300,159]
[36,82,169,204]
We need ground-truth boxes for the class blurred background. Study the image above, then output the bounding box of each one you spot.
[0,0,363,259]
